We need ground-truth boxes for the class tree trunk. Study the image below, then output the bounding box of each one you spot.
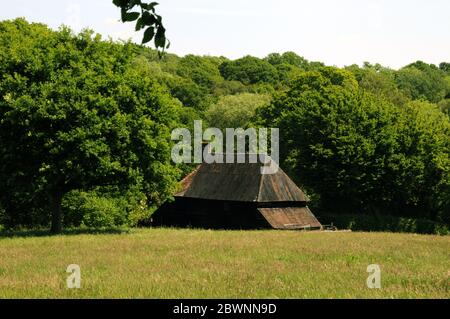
[50,191,63,234]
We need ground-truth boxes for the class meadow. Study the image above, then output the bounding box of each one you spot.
[0,229,448,298]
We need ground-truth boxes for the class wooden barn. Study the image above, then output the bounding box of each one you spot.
[151,156,322,230]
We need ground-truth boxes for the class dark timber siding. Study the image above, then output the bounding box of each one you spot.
[152,198,269,229]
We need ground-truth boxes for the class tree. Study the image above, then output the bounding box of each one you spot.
[176,55,224,91]
[166,77,214,111]
[439,62,450,74]
[205,93,271,129]
[400,100,450,222]
[219,56,279,86]
[395,61,449,103]
[265,51,310,70]
[257,67,450,219]
[345,63,409,107]
[0,19,181,233]
[438,99,450,119]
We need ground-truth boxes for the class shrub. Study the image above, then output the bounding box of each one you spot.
[79,196,124,229]
[0,204,4,232]
[318,214,450,235]
[205,93,271,129]
[62,191,124,228]
[62,189,151,229]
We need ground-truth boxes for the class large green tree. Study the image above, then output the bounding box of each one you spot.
[205,93,271,129]
[219,56,279,86]
[257,67,450,220]
[346,63,409,107]
[395,61,449,103]
[0,19,180,233]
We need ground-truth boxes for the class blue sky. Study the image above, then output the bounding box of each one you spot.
[1,0,449,69]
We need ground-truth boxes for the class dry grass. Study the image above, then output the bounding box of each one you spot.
[0,228,448,298]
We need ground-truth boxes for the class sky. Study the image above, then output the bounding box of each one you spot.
[1,0,449,69]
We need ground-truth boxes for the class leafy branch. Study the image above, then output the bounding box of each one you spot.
[112,0,170,51]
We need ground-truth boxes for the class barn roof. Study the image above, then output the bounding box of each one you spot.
[258,207,321,229]
[176,156,309,203]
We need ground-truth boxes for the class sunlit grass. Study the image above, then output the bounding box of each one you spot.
[0,228,448,298]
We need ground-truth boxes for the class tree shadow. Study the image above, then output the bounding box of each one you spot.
[0,227,130,238]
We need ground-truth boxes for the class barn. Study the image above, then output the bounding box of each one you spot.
[151,156,322,230]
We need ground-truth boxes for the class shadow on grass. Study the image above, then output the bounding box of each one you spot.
[0,227,130,238]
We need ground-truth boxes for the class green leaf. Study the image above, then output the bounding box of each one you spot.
[113,0,129,8]
[122,11,140,22]
[142,27,155,44]
[154,26,166,48]
[141,2,159,11]
[135,17,144,31]
[141,11,157,25]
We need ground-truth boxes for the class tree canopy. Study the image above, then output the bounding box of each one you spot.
[206,93,271,129]
[0,19,180,232]
[219,56,280,86]
[395,61,450,103]
[257,67,450,222]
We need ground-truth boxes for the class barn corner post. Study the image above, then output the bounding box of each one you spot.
[50,190,63,234]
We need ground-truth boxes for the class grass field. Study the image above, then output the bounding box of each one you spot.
[0,228,448,298]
